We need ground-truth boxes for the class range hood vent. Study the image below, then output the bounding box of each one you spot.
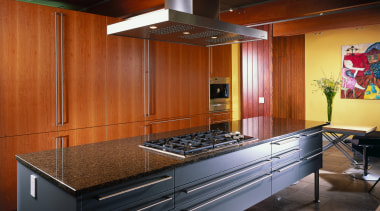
[107,0,267,47]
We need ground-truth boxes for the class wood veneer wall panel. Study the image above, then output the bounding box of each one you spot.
[272,35,305,119]
[241,25,272,119]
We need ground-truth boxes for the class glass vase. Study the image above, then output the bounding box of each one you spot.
[324,91,336,123]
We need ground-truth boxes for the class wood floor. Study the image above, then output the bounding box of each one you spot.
[246,143,380,211]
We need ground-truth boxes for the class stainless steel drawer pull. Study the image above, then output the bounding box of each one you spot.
[303,130,322,137]
[185,160,272,194]
[186,174,272,211]
[305,152,322,160]
[136,197,172,211]
[97,176,172,201]
[272,149,301,159]
[272,137,300,145]
[212,120,229,124]
[275,161,301,172]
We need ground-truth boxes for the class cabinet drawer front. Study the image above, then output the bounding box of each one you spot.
[299,153,322,179]
[272,148,301,167]
[175,160,271,206]
[272,161,301,194]
[81,170,174,210]
[271,136,300,155]
[175,143,271,186]
[112,191,174,211]
[178,174,272,211]
[300,131,322,158]
[210,112,231,123]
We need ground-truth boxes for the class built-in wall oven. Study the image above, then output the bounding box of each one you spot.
[210,77,230,112]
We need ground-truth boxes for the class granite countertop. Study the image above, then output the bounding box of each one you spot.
[16,117,327,196]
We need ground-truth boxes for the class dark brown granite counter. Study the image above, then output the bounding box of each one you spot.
[15,117,328,196]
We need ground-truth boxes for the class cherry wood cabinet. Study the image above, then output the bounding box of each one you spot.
[146,41,191,120]
[148,118,192,134]
[57,126,107,147]
[0,1,57,137]
[106,122,146,141]
[106,17,145,124]
[57,8,107,131]
[190,114,211,127]
[0,132,57,211]
[210,111,232,124]
[147,41,210,121]
[210,45,232,77]
[0,2,108,137]
[189,47,209,116]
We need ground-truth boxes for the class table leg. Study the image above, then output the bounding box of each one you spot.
[314,170,320,203]
[322,132,359,165]
[353,145,380,181]
[363,146,368,176]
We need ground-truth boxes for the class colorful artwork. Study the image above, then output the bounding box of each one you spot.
[341,42,380,99]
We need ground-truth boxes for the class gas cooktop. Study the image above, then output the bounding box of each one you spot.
[139,130,256,158]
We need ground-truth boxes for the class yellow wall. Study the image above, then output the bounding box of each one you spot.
[231,43,241,120]
[305,24,380,128]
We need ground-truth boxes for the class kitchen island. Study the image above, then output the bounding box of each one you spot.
[16,117,328,211]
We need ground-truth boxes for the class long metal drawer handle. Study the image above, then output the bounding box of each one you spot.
[272,137,300,145]
[275,161,302,172]
[97,176,172,201]
[185,160,272,194]
[136,197,172,211]
[303,130,322,137]
[60,13,64,126]
[305,152,322,160]
[186,174,272,211]
[147,40,150,116]
[55,12,59,126]
[212,120,229,124]
[212,112,229,115]
[272,149,301,159]
[151,118,191,124]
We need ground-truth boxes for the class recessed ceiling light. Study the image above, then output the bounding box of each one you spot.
[211,36,217,39]
[149,26,158,29]
[183,31,190,35]
[229,8,233,12]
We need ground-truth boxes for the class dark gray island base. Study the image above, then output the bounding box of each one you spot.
[16,117,328,211]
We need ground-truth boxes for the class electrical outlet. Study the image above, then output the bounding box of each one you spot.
[259,97,265,104]
[30,175,37,198]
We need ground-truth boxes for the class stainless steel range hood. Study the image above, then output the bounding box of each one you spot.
[107,0,267,47]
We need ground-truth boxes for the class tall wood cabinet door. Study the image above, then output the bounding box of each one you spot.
[0,1,57,137]
[147,41,191,120]
[0,132,57,211]
[57,9,107,131]
[189,47,209,115]
[58,126,107,147]
[210,45,232,77]
[106,17,145,124]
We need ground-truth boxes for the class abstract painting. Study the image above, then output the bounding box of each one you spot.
[341,42,380,99]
